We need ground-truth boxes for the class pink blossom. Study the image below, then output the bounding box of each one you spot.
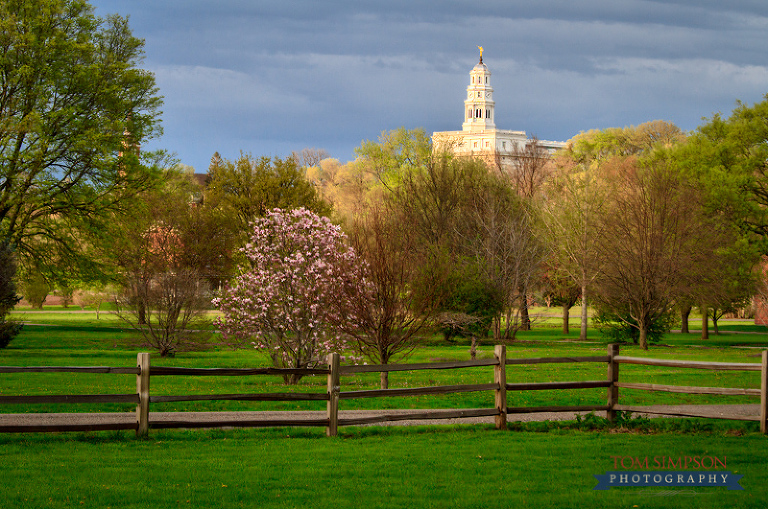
[215,208,370,374]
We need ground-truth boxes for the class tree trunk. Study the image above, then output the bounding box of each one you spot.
[680,305,691,334]
[639,323,649,350]
[711,310,720,335]
[562,305,570,334]
[138,301,146,325]
[701,305,709,340]
[579,284,588,340]
[520,293,531,331]
[284,373,302,385]
[380,371,389,390]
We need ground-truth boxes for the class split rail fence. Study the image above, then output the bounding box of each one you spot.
[1,344,766,436]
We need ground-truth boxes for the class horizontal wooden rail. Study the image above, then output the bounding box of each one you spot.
[616,382,761,396]
[0,366,140,374]
[340,383,498,400]
[506,380,611,391]
[150,392,329,403]
[615,356,762,371]
[339,408,499,426]
[615,405,760,422]
[0,422,137,433]
[151,418,328,429]
[507,404,610,414]
[149,366,330,376]
[505,355,609,366]
[340,358,498,374]
[0,394,139,404]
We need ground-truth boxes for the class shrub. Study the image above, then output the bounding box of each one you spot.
[21,272,50,309]
[593,306,676,345]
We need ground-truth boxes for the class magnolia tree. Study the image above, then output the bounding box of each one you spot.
[214,208,368,384]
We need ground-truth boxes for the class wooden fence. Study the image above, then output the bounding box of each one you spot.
[1,344,767,436]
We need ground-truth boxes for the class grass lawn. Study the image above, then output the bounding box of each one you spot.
[2,311,768,507]
[1,426,766,508]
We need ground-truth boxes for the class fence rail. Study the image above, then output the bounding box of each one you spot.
[1,345,767,436]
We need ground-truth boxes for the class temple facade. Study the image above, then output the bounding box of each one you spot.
[432,50,566,167]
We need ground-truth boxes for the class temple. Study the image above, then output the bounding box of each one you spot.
[432,50,566,168]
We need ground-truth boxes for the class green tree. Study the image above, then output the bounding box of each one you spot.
[21,270,50,309]
[0,0,163,278]
[670,103,767,337]
[684,96,768,239]
[115,168,235,356]
[595,154,717,350]
[0,240,22,348]
[205,152,331,244]
[542,137,611,340]
[355,127,432,189]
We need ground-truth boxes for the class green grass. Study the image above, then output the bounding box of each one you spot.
[1,425,766,508]
[2,311,768,508]
[2,314,767,413]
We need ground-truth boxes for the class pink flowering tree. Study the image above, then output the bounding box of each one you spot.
[214,208,368,384]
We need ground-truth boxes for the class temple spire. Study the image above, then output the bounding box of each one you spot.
[462,50,494,132]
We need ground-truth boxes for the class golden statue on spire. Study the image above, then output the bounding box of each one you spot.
[478,46,484,63]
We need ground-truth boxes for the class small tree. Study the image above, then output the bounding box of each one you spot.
[21,271,50,309]
[215,208,364,384]
[115,169,232,356]
[118,269,213,357]
[334,206,443,389]
[74,283,114,320]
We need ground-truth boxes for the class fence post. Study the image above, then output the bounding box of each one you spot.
[761,350,767,435]
[326,353,340,437]
[607,343,619,422]
[136,352,150,438]
[494,345,507,430]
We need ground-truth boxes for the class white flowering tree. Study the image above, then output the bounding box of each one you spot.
[214,208,367,384]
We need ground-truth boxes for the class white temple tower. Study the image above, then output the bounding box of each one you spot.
[462,51,495,132]
[432,48,565,165]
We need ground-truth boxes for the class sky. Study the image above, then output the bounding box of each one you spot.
[90,0,768,173]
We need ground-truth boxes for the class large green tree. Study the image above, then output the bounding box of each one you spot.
[0,0,163,278]
[205,153,331,243]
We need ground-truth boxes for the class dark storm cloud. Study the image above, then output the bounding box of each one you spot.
[90,0,768,172]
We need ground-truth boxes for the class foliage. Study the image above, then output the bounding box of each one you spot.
[114,169,231,356]
[214,208,365,384]
[20,270,50,309]
[0,0,163,279]
[593,306,675,345]
[73,283,115,319]
[542,133,613,340]
[0,240,22,347]
[682,95,768,240]
[540,263,581,334]
[596,151,741,349]
[205,152,332,241]
[460,175,546,340]
[335,206,432,388]
[438,262,502,342]
[354,127,432,188]
[305,157,379,224]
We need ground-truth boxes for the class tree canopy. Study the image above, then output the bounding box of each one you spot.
[0,0,163,278]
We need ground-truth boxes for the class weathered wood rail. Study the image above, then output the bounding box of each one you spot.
[1,345,766,436]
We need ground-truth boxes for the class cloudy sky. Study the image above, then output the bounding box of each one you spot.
[91,0,768,172]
